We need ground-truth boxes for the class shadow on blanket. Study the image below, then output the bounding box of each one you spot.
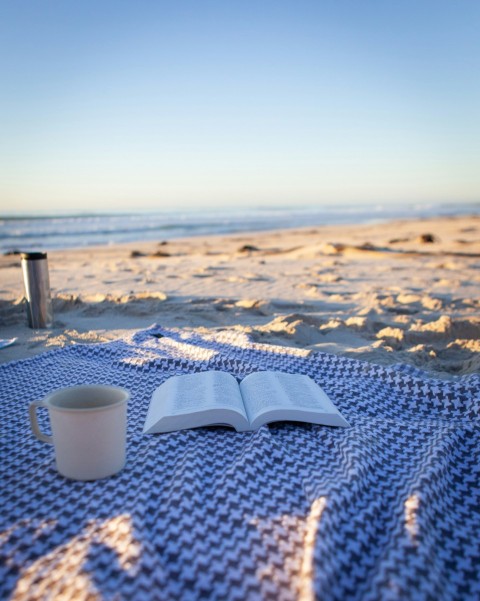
[0,325,478,600]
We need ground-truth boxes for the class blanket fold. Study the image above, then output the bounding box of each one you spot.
[0,325,478,600]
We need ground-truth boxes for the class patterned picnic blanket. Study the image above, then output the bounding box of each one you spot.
[0,325,479,601]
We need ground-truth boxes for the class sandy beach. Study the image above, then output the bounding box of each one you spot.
[1,214,479,377]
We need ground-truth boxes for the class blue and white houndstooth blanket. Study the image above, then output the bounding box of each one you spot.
[0,325,479,601]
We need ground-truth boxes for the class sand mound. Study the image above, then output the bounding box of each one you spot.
[407,316,480,343]
[1,215,478,376]
[250,312,480,376]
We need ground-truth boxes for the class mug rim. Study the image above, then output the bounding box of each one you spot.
[45,385,129,412]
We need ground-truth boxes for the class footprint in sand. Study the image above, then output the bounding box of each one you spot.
[317,274,343,283]
[234,299,270,315]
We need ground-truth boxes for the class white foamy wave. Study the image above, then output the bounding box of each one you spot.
[0,203,478,254]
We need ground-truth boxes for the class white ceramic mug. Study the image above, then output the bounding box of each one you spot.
[29,385,129,480]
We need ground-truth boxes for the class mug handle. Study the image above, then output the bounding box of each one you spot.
[29,400,53,444]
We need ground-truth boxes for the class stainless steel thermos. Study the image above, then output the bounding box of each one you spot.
[21,252,53,328]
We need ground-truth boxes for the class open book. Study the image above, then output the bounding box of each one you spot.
[143,370,349,434]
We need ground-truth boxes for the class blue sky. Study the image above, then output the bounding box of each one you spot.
[1,0,479,213]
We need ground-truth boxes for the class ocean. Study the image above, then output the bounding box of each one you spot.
[0,203,478,255]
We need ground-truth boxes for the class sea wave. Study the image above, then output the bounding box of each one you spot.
[1,203,478,253]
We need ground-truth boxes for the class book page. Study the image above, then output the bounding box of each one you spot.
[143,371,249,433]
[168,371,246,415]
[240,371,348,428]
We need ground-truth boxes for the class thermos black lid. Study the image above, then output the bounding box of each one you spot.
[21,252,48,260]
